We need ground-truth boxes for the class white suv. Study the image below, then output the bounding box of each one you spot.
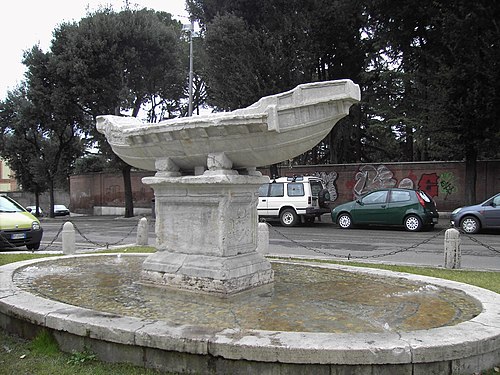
[258,176,331,226]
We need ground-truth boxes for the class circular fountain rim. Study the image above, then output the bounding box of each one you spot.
[0,253,499,367]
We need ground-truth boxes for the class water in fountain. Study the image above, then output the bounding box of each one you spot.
[13,255,481,334]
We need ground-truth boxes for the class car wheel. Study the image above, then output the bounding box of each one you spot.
[404,215,422,232]
[460,216,480,234]
[304,216,315,225]
[280,208,298,227]
[337,213,353,229]
[27,242,40,251]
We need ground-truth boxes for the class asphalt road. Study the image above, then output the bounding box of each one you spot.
[4,214,500,271]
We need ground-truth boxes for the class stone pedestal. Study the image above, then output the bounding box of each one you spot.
[141,172,273,295]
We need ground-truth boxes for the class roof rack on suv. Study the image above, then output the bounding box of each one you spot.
[286,175,304,182]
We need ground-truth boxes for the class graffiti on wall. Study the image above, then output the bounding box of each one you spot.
[418,173,439,197]
[314,171,339,201]
[309,165,459,202]
[438,172,458,199]
[353,165,397,199]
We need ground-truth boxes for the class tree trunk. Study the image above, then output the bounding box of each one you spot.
[122,164,134,218]
[34,190,41,217]
[464,145,477,205]
[49,180,55,218]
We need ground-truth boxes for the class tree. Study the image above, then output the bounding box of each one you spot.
[0,79,85,217]
[48,8,186,216]
[189,0,366,167]
[427,1,500,203]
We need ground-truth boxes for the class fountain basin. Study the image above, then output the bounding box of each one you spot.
[0,255,499,374]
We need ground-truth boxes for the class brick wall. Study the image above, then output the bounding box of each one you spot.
[70,171,154,214]
[69,161,500,214]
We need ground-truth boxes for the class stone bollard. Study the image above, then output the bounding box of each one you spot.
[62,221,76,255]
[444,228,461,269]
[136,217,149,246]
[257,222,269,254]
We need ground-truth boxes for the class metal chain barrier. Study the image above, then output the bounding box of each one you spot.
[70,220,138,249]
[1,220,141,253]
[264,221,448,260]
[0,232,17,250]
[37,222,65,252]
[459,230,499,254]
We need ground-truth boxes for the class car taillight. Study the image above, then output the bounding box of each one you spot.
[308,196,312,205]
[416,193,426,207]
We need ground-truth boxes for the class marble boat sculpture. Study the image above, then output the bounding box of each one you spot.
[96,79,360,174]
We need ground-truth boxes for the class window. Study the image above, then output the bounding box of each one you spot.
[390,191,411,203]
[258,184,269,197]
[287,183,304,197]
[362,191,388,204]
[269,183,284,197]
[310,180,323,197]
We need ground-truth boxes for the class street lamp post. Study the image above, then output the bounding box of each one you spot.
[188,19,194,117]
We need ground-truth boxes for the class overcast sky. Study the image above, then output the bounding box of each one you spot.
[0,0,189,99]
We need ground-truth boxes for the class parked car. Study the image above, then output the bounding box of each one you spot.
[258,176,331,226]
[450,193,500,234]
[54,204,70,216]
[26,205,44,217]
[331,188,439,232]
[0,194,43,250]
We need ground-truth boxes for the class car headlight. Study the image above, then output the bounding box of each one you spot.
[32,221,41,230]
[451,208,462,215]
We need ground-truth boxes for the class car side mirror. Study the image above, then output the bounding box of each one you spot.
[26,207,32,212]
[356,199,363,206]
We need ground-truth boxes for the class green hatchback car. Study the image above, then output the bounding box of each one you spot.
[0,194,43,250]
[331,188,439,232]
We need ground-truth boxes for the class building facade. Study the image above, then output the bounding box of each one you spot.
[0,158,17,192]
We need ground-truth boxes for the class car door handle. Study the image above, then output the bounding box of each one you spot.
[381,205,386,208]
[262,199,267,202]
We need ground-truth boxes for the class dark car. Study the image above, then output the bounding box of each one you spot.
[450,193,500,234]
[331,188,439,232]
[54,204,70,216]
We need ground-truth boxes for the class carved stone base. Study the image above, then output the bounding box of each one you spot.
[141,252,274,295]
[141,172,274,295]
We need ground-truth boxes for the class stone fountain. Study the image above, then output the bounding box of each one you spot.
[0,80,499,374]
[96,79,361,295]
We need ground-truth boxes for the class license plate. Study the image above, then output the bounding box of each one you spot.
[11,233,26,240]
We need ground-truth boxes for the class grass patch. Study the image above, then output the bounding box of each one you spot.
[0,329,166,374]
[0,253,60,266]
[29,330,60,356]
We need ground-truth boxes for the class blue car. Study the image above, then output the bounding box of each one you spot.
[450,193,500,234]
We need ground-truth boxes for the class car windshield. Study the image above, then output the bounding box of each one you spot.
[0,196,24,213]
